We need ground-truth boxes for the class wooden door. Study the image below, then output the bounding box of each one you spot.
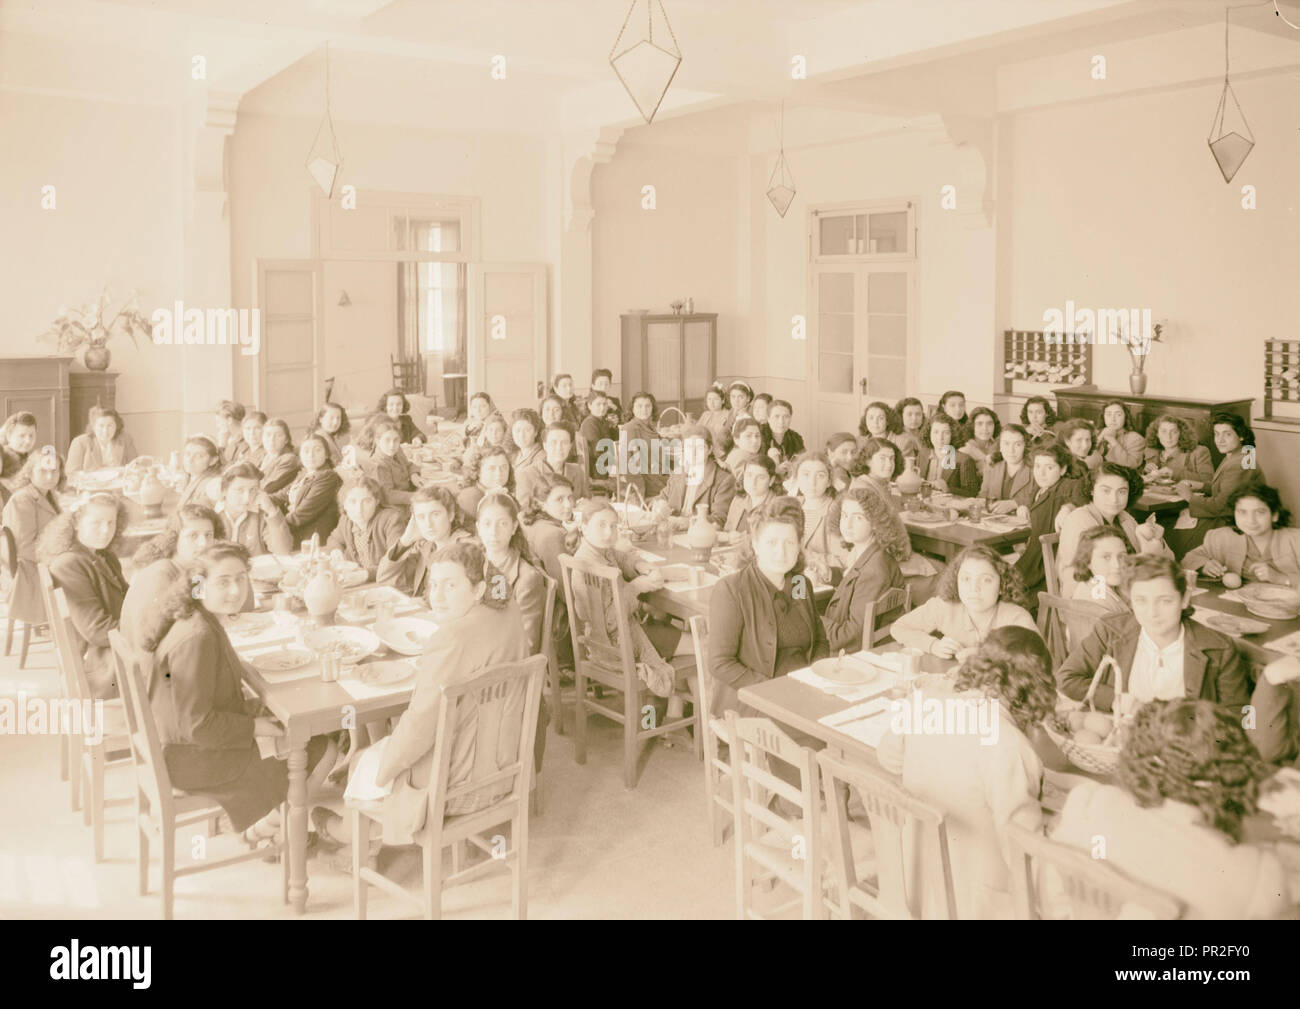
[256,260,320,431]
[468,263,548,414]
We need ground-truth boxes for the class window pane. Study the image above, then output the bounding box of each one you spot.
[683,321,712,398]
[820,313,854,354]
[866,356,906,398]
[819,272,853,313]
[820,353,853,394]
[867,271,907,314]
[819,215,854,256]
[869,211,908,254]
[867,314,907,356]
[393,214,462,252]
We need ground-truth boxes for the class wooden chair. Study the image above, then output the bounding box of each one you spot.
[817,750,958,919]
[559,554,699,789]
[2,523,45,669]
[531,575,558,816]
[1036,592,1110,669]
[351,654,546,920]
[688,615,732,846]
[1040,532,1061,597]
[108,631,288,919]
[725,711,826,919]
[1006,822,1184,919]
[390,354,424,396]
[36,564,93,812]
[861,584,912,649]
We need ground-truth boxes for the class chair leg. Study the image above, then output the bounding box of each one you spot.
[137,801,149,896]
[352,808,367,920]
[573,673,587,766]
[280,803,290,905]
[90,748,105,862]
[59,729,69,783]
[3,614,13,657]
[81,758,92,827]
[422,835,442,920]
[68,735,83,812]
[18,621,32,669]
[550,671,565,736]
[623,697,639,790]
[512,814,527,920]
[161,828,175,920]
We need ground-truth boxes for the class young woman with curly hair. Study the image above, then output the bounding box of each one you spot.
[67,407,137,473]
[509,407,545,473]
[274,434,342,547]
[376,484,473,598]
[175,435,224,511]
[122,503,222,646]
[1048,699,1289,919]
[889,545,1037,661]
[515,421,588,508]
[309,402,351,466]
[1019,395,1057,443]
[919,413,980,497]
[958,406,1001,476]
[890,396,927,458]
[1057,418,1103,481]
[37,492,132,698]
[1055,462,1171,596]
[858,401,898,441]
[878,626,1056,919]
[1,447,66,631]
[1095,400,1145,469]
[376,387,425,446]
[977,423,1034,511]
[1013,442,1081,600]
[1142,413,1213,485]
[456,443,514,520]
[1068,523,1133,613]
[822,487,905,652]
[258,419,301,496]
[1184,483,1300,587]
[324,475,405,579]
[1169,412,1268,554]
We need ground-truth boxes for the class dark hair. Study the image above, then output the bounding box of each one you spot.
[14,448,67,492]
[743,496,807,577]
[132,503,221,568]
[4,411,37,430]
[475,490,534,564]
[1057,418,1095,456]
[827,484,899,551]
[825,432,857,454]
[923,413,956,450]
[539,394,565,417]
[731,417,762,441]
[859,401,899,437]
[470,391,495,409]
[216,400,245,423]
[311,402,351,437]
[591,368,612,384]
[991,423,1030,465]
[1122,555,1189,615]
[1227,483,1290,530]
[263,419,294,453]
[727,380,754,403]
[1210,411,1255,449]
[738,452,778,483]
[1099,400,1135,433]
[895,397,925,428]
[705,383,726,405]
[938,391,967,419]
[84,408,125,440]
[221,462,263,493]
[1071,523,1134,584]
[509,408,544,444]
[1084,461,1144,507]
[679,424,714,450]
[337,474,387,513]
[298,434,335,468]
[1020,396,1058,429]
[358,416,400,453]
[141,542,253,651]
[630,391,658,420]
[951,626,1055,734]
[412,484,468,531]
[542,420,576,447]
[1029,441,1072,469]
[769,399,793,415]
[552,373,573,390]
[935,544,1028,608]
[466,444,514,494]
[855,437,903,479]
[185,434,220,462]
[752,393,772,407]
[521,468,575,526]
[36,492,131,564]
[429,541,500,605]
[244,410,267,426]
[1145,413,1197,453]
[967,406,1001,442]
[791,451,837,498]
[1119,699,1269,843]
[377,388,411,414]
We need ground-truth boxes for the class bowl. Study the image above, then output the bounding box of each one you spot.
[1246,600,1300,621]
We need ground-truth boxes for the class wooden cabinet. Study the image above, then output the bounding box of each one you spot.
[0,357,72,454]
[620,313,717,417]
[70,371,118,439]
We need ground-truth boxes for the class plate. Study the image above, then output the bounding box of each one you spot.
[250,647,313,674]
[225,612,275,636]
[901,510,947,526]
[1197,611,1270,637]
[1247,600,1300,621]
[1236,584,1300,606]
[302,625,381,663]
[373,617,439,656]
[357,659,418,686]
[248,554,290,582]
[811,657,878,685]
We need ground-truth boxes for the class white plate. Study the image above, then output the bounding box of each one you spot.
[301,625,381,663]
[224,612,275,636]
[1194,610,1270,637]
[356,659,418,686]
[811,657,879,685]
[1236,584,1300,606]
[250,647,313,674]
[249,554,290,582]
[374,617,439,656]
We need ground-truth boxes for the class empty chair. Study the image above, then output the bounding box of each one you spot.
[1005,822,1183,920]
[817,750,958,920]
[689,615,732,846]
[108,630,288,919]
[351,654,547,920]
[861,584,912,649]
[559,554,699,789]
[725,711,826,920]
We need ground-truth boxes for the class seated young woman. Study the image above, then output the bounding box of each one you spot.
[890,545,1037,661]
[1047,698,1289,919]
[577,391,618,483]
[1068,523,1133,613]
[763,399,805,474]
[933,390,969,438]
[1056,462,1171,597]
[1056,555,1249,712]
[724,418,765,483]
[67,408,137,473]
[519,471,578,586]
[0,411,39,501]
[571,497,682,698]
[1058,418,1104,482]
[621,392,669,500]
[510,407,545,474]
[589,368,623,424]
[697,383,730,451]
[877,626,1055,920]
[233,410,266,469]
[1249,656,1300,767]
[707,496,829,715]
[919,413,980,497]
[890,397,926,459]
[361,416,415,508]
[958,406,1000,477]
[214,462,293,556]
[722,380,755,436]
[543,373,583,430]
[1014,442,1084,600]
[855,436,904,491]
[1020,395,1058,444]
[1184,483,1300,587]
[512,418,590,509]
[464,391,495,448]
[122,504,221,645]
[791,451,837,584]
[825,432,859,494]
[1168,413,1267,554]
[175,435,224,511]
[457,444,513,520]
[822,487,905,652]
[309,402,351,467]
[141,543,337,846]
[258,419,301,495]
[725,453,776,533]
[376,484,473,597]
[750,392,772,444]
[377,387,425,446]
[978,423,1034,512]
[1095,400,1145,469]
[273,434,342,547]
[212,400,245,467]
[1143,413,1213,485]
[37,492,131,699]
[1,447,66,629]
[858,400,898,444]
[839,445,916,570]
[651,425,736,529]
[325,476,405,580]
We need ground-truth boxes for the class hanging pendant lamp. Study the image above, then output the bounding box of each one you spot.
[766,101,796,217]
[306,43,344,197]
[609,1,682,124]
[1207,7,1254,184]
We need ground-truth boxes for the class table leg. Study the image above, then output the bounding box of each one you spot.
[286,741,309,914]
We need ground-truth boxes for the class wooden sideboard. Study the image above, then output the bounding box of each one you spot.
[620,313,717,417]
[1052,387,1254,468]
[1,357,119,455]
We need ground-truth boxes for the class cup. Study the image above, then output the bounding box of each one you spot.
[319,651,340,683]
[376,600,396,624]
[969,499,984,523]
[688,566,701,588]
[1184,569,1198,593]
[900,647,924,680]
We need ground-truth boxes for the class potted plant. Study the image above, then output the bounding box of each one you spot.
[36,286,152,371]
[1120,319,1166,395]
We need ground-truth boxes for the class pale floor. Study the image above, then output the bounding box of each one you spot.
[0,628,739,920]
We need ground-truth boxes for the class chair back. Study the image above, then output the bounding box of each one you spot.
[861,584,912,649]
[558,554,636,686]
[390,354,424,396]
[108,629,177,821]
[817,750,957,919]
[50,586,97,706]
[689,616,732,813]
[1040,533,1060,597]
[425,654,547,823]
[539,573,557,674]
[1,524,17,580]
[725,711,823,919]
[1036,592,1110,669]
[1005,823,1183,920]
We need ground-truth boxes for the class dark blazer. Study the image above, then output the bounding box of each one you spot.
[922,449,981,497]
[259,450,301,495]
[48,544,128,699]
[395,414,424,445]
[218,506,293,557]
[618,419,668,499]
[516,459,588,509]
[1056,611,1250,712]
[658,462,736,527]
[325,507,405,578]
[823,542,905,653]
[769,428,805,468]
[376,528,473,598]
[0,447,31,499]
[979,460,1034,508]
[1189,450,1264,521]
[1014,478,1077,594]
[2,483,60,623]
[364,451,414,507]
[176,466,222,512]
[578,415,618,480]
[277,467,342,547]
[707,561,828,716]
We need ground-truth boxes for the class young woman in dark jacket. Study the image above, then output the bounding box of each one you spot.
[275,434,342,547]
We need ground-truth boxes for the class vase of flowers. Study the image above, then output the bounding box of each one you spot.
[1121,319,1165,396]
[37,286,152,371]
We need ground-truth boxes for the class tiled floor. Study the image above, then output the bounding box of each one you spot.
[0,627,738,920]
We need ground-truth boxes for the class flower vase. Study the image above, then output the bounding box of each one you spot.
[83,343,111,371]
[686,503,717,563]
[1128,370,1148,395]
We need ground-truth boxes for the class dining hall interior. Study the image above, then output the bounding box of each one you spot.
[2,0,1300,923]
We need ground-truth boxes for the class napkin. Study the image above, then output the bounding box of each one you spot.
[662,572,718,593]
[1264,656,1300,685]
[819,698,894,748]
[1173,508,1198,530]
[344,737,395,802]
[636,550,666,564]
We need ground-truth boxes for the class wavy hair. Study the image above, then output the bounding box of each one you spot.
[1144,413,1197,453]
[464,444,514,495]
[298,433,335,469]
[1071,523,1134,585]
[412,482,469,530]
[935,544,1028,609]
[990,423,1030,465]
[1100,400,1137,433]
[1210,411,1255,449]
[923,413,957,451]
[311,402,351,438]
[83,407,125,440]
[36,492,131,563]
[475,490,536,566]
[951,626,1055,735]
[1020,395,1058,429]
[140,542,252,652]
[791,451,838,499]
[1083,461,1144,507]
[894,397,926,431]
[520,469,574,526]
[967,406,1002,443]
[336,474,387,513]
[859,401,900,438]
[629,391,658,422]
[13,448,68,492]
[1118,699,1269,843]
[262,419,294,454]
[1057,418,1095,456]
[1227,483,1291,531]
[827,484,902,552]
[739,495,807,576]
[853,437,903,480]
[509,408,544,445]
[131,503,221,568]
[429,540,506,609]
[376,387,411,415]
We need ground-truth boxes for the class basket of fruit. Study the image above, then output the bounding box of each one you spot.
[1043,655,1126,775]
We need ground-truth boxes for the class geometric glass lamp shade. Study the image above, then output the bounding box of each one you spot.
[766,151,796,218]
[1207,79,1254,184]
[609,0,682,124]
[306,43,343,198]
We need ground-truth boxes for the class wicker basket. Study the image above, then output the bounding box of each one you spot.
[1043,655,1125,776]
